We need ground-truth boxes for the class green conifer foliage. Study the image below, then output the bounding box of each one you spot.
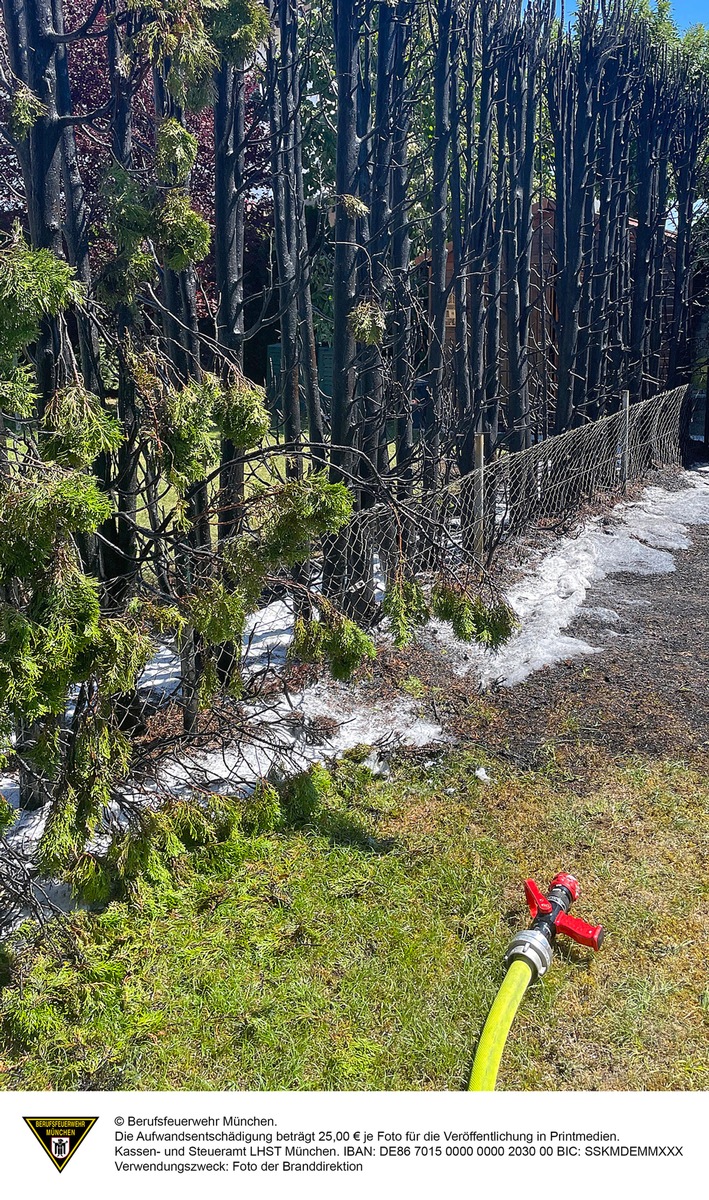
[99,165,210,304]
[0,366,40,418]
[290,610,376,682]
[0,229,83,368]
[96,251,156,310]
[153,192,212,271]
[97,168,156,308]
[127,0,219,110]
[220,538,268,608]
[212,376,270,448]
[8,83,47,141]
[0,472,113,583]
[0,238,153,880]
[151,370,269,487]
[185,580,247,646]
[206,0,271,63]
[242,780,283,834]
[102,166,155,248]
[260,473,354,566]
[161,376,218,489]
[430,584,518,648]
[0,794,15,835]
[155,118,199,186]
[0,524,151,730]
[348,300,386,346]
[126,0,271,112]
[382,579,430,648]
[98,792,241,902]
[42,386,124,468]
[0,2,530,921]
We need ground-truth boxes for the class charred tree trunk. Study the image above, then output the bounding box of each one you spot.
[423,0,453,493]
[215,60,246,545]
[502,4,549,453]
[449,0,472,470]
[668,92,709,388]
[293,105,325,463]
[548,18,600,432]
[391,0,414,502]
[467,0,497,466]
[97,0,142,607]
[361,0,396,496]
[267,0,302,483]
[324,0,360,601]
[2,0,64,410]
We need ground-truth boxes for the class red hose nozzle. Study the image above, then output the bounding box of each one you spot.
[523,873,605,953]
[550,872,580,902]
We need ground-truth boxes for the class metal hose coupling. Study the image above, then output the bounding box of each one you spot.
[504,872,605,983]
[504,928,554,982]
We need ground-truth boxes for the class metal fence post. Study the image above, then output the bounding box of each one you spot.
[621,389,629,491]
[473,432,485,570]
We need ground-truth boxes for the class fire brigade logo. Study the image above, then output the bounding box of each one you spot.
[23,1117,98,1172]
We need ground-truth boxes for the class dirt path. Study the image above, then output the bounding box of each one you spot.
[384,494,709,769]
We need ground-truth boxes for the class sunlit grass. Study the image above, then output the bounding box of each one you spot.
[0,747,707,1091]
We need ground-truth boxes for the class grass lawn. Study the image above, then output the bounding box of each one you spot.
[0,743,707,1092]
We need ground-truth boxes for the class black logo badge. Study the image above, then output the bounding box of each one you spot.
[24,1117,98,1172]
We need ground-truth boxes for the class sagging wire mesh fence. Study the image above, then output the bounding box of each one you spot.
[457,385,689,566]
[351,385,690,586]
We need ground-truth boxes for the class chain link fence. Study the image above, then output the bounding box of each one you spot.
[350,385,691,588]
[454,385,689,567]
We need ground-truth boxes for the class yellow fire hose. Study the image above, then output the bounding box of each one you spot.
[468,960,533,1091]
[467,873,605,1091]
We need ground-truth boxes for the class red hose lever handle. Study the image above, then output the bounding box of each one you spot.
[556,912,605,952]
[524,879,552,918]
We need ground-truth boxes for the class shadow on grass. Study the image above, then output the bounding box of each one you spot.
[285,804,397,855]
[256,761,400,856]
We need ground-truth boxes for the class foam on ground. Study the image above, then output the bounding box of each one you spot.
[426,464,709,686]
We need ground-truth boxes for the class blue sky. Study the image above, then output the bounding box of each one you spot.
[671,0,707,27]
[560,0,707,30]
